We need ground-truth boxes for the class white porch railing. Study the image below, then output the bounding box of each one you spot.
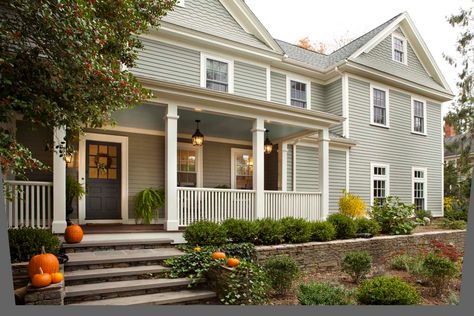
[177,187,255,226]
[3,181,53,229]
[264,191,322,221]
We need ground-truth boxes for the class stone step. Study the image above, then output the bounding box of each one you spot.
[64,265,170,285]
[64,248,183,271]
[62,238,174,253]
[67,289,217,305]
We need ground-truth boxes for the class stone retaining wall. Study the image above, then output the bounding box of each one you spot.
[256,230,466,272]
[11,262,29,290]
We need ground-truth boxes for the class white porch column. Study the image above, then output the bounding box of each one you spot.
[279,142,288,191]
[52,127,67,233]
[318,128,330,219]
[252,118,265,219]
[165,104,179,231]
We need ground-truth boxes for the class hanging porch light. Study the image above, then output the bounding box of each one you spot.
[264,129,273,154]
[192,120,204,146]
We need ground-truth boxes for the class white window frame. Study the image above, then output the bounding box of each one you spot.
[369,84,390,128]
[200,53,234,93]
[412,167,428,210]
[411,97,427,136]
[392,33,408,65]
[286,76,311,109]
[370,162,390,206]
[230,148,253,189]
[177,142,203,188]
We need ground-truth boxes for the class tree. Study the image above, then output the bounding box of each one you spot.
[296,32,353,54]
[0,0,177,178]
[443,4,473,202]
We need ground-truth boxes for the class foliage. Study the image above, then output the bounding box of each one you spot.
[221,219,257,243]
[220,243,257,261]
[338,190,367,218]
[390,254,420,272]
[354,218,381,236]
[420,253,458,295]
[341,251,372,283]
[430,240,462,262]
[279,217,312,243]
[263,255,300,295]
[66,176,86,207]
[254,218,284,245]
[356,276,421,305]
[8,227,60,263]
[327,214,357,239]
[414,209,432,221]
[441,219,467,230]
[444,197,469,221]
[0,0,176,176]
[370,196,416,235]
[134,188,164,224]
[297,282,353,305]
[164,248,219,284]
[219,261,270,305]
[309,221,336,241]
[183,220,227,246]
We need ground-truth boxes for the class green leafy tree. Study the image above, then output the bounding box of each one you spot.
[0,0,176,177]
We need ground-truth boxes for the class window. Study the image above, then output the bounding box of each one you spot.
[177,144,202,187]
[370,85,389,127]
[412,98,426,134]
[392,34,407,64]
[371,163,390,206]
[412,167,427,211]
[231,149,253,190]
[201,54,233,93]
[290,80,307,108]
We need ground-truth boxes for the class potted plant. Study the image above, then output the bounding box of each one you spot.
[134,188,165,224]
[66,176,86,225]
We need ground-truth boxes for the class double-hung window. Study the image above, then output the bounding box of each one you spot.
[231,149,253,190]
[413,167,427,211]
[370,86,389,127]
[392,34,407,64]
[290,80,307,108]
[412,98,426,134]
[206,59,229,92]
[371,163,390,206]
[177,143,202,188]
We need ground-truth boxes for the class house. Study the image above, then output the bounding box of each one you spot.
[4,0,453,233]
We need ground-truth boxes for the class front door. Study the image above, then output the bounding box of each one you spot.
[85,141,121,220]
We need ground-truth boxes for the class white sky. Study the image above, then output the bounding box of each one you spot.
[245,0,472,114]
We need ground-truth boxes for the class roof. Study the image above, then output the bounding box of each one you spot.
[275,13,403,71]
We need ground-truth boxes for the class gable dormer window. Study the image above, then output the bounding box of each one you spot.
[392,33,407,64]
[201,53,234,93]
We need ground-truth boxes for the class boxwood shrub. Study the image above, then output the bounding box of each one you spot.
[183,220,227,246]
[298,282,353,305]
[8,227,60,263]
[356,276,421,305]
[327,214,357,239]
[310,221,336,241]
[221,219,257,243]
[279,217,312,243]
[254,218,284,245]
[355,218,381,236]
[263,255,300,295]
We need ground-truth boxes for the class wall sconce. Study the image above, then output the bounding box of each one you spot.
[192,120,204,146]
[264,129,273,155]
[64,153,74,168]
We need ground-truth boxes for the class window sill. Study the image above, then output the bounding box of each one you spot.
[411,131,427,136]
[370,123,390,129]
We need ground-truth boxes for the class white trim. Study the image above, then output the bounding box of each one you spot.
[411,97,427,136]
[280,142,288,191]
[369,84,390,128]
[292,143,297,191]
[266,67,271,101]
[78,133,129,225]
[177,142,203,188]
[391,33,408,65]
[200,52,234,93]
[346,150,350,192]
[342,73,349,137]
[412,167,428,210]
[440,107,445,216]
[286,76,311,109]
[230,148,253,190]
[369,162,390,206]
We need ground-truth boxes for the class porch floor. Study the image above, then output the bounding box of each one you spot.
[80,224,185,234]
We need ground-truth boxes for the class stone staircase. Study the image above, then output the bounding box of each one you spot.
[61,239,216,305]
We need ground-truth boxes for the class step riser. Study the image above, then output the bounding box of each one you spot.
[65,260,170,272]
[65,284,200,305]
[64,244,173,254]
[66,272,169,286]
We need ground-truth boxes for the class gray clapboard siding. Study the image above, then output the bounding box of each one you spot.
[311,82,325,112]
[271,71,286,104]
[325,79,343,135]
[348,78,443,215]
[354,32,446,92]
[133,38,201,86]
[234,61,267,100]
[295,146,319,192]
[287,145,293,190]
[329,150,347,213]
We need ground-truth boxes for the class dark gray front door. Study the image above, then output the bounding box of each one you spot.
[85,141,121,220]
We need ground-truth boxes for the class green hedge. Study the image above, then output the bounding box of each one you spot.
[8,227,60,263]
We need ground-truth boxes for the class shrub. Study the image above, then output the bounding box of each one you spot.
[279,217,312,243]
[254,218,284,245]
[414,209,433,221]
[8,227,60,263]
[298,282,353,305]
[183,220,227,246]
[444,197,468,221]
[421,253,458,295]
[221,219,257,243]
[354,218,381,236]
[441,219,466,230]
[327,214,357,239]
[263,255,300,295]
[370,196,416,235]
[220,243,257,262]
[356,276,421,305]
[390,254,417,271]
[310,221,336,241]
[430,240,462,262]
[164,248,219,284]
[338,190,367,218]
[341,251,372,283]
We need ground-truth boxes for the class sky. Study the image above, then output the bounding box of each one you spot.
[245,0,472,114]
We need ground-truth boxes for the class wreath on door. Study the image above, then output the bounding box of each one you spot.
[95,154,112,175]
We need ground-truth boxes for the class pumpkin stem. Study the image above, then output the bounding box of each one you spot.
[41,246,46,254]
[38,267,43,274]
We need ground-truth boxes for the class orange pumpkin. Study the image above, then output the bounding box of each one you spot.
[227,258,240,268]
[211,251,226,260]
[28,246,59,279]
[64,224,84,243]
[31,268,52,288]
[51,272,64,284]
